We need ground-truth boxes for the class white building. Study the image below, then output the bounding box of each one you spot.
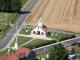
[31,18,48,38]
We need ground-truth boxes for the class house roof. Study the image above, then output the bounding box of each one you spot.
[0,54,18,60]
[0,48,30,60]
[32,24,47,33]
[42,25,47,32]
[15,48,30,56]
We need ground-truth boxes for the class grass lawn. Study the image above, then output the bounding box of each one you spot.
[0,0,28,41]
[0,0,29,56]
[22,39,56,49]
[21,0,28,6]
[0,49,8,56]
[0,37,31,56]
[0,48,16,56]
[0,25,11,41]
[72,42,80,54]
[8,13,19,24]
[11,36,32,46]
[36,52,47,59]
[47,32,75,41]
[73,45,80,54]
[19,28,31,35]
[0,50,6,56]
[0,13,18,41]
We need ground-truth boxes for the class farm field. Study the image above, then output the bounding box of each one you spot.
[27,0,80,33]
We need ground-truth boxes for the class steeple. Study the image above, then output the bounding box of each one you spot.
[38,18,43,28]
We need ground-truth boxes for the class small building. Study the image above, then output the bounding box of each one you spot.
[0,54,18,60]
[0,48,36,60]
[31,18,48,38]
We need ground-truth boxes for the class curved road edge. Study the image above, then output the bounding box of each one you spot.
[0,0,38,52]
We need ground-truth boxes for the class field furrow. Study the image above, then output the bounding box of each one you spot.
[27,0,80,33]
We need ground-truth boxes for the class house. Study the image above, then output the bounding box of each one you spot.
[0,54,18,60]
[0,48,36,60]
[31,18,48,38]
[15,48,36,60]
[64,45,78,60]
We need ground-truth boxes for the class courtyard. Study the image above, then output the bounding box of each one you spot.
[9,26,75,49]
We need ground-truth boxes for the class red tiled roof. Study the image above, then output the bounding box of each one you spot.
[0,54,18,60]
[65,46,73,52]
[0,48,30,60]
[15,48,30,57]
[16,48,30,54]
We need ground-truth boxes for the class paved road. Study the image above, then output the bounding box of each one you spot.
[0,0,37,49]
[33,37,80,53]
[22,25,80,53]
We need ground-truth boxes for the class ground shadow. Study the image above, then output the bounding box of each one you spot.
[19,11,31,14]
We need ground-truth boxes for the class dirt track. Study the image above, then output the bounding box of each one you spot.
[27,0,80,33]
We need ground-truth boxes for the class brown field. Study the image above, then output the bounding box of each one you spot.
[27,0,80,33]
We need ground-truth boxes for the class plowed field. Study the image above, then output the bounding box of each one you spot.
[27,0,80,33]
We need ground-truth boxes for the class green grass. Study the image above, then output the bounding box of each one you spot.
[21,0,28,6]
[36,52,47,59]
[0,25,11,40]
[19,28,31,35]
[0,48,16,56]
[72,42,80,54]
[22,39,56,49]
[73,45,80,54]
[0,0,28,41]
[47,32,75,41]
[0,13,18,41]
[0,36,32,56]
[0,13,18,30]
[11,36,32,46]
[0,49,7,56]
[7,13,19,24]
[0,0,29,56]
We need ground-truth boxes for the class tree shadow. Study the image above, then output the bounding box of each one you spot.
[19,11,31,14]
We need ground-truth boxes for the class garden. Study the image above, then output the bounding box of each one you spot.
[19,28,32,35]
[47,32,75,41]
[72,42,80,54]
[10,36,32,46]
[22,39,56,49]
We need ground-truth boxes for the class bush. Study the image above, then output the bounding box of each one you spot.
[76,42,80,47]
[0,0,21,13]
[48,44,68,60]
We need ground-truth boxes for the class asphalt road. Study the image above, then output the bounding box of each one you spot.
[22,25,80,53]
[0,0,37,49]
[33,37,80,53]
[0,0,80,54]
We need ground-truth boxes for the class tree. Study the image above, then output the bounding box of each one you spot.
[11,0,21,12]
[48,44,68,60]
[0,0,21,12]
